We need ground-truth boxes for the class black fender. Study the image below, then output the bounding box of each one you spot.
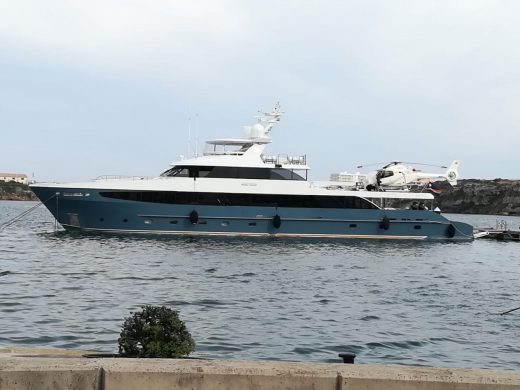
[189,210,199,224]
[379,216,390,230]
[446,224,456,238]
[272,214,281,229]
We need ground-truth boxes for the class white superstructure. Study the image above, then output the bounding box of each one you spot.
[41,104,434,204]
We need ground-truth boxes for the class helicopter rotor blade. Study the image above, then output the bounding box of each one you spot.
[401,162,448,169]
[357,161,449,169]
[356,162,395,169]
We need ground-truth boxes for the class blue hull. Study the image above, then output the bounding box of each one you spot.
[31,186,474,241]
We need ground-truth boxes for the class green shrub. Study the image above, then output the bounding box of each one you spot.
[118,305,195,358]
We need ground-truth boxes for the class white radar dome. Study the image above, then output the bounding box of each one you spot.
[250,123,265,138]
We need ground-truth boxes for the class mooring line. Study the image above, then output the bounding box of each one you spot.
[500,306,520,316]
[0,193,58,231]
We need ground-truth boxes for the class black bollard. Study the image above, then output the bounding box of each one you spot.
[338,353,356,364]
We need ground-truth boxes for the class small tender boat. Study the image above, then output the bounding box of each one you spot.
[31,105,473,240]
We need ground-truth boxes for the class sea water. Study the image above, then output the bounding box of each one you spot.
[0,200,519,369]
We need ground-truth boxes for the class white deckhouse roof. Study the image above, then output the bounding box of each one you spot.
[169,103,310,170]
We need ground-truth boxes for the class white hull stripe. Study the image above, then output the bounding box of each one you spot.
[62,224,427,240]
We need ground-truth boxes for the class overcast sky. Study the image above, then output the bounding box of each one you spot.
[1,0,519,182]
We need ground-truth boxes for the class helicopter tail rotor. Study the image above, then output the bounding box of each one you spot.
[445,160,460,186]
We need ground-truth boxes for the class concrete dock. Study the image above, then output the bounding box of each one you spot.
[476,229,520,241]
[1,347,520,389]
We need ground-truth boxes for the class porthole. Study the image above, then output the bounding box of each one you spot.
[349,223,357,228]
[99,218,104,222]
[414,225,422,230]
[144,219,153,225]
[221,221,229,227]
[123,218,128,223]
[248,222,257,226]
[170,220,178,224]
[199,221,207,225]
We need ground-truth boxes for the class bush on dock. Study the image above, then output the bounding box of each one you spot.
[118,305,195,358]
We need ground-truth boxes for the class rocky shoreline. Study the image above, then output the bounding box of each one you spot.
[1,179,519,215]
[435,179,520,215]
[0,182,37,201]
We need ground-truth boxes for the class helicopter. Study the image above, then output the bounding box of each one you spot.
[360,160,460,190]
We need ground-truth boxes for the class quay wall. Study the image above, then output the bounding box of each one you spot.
[1,348,520,390]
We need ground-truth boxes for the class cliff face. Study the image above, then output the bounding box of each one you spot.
[434,179,520,215]
[0,182,37,201]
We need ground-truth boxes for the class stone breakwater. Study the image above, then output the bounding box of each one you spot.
[435,179,520,215]
[1,347,520,390]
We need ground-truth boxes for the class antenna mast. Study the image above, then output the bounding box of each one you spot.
[195,113,199,157]
[254,102,283,135]
[187,116,191,158]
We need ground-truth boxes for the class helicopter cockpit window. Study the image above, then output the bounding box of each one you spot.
[380,170,394,178]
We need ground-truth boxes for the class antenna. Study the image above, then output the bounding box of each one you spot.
[187,116,192,158]
[195,113,199,157]
[186,114,201,157]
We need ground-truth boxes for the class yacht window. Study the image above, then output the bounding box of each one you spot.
[239,143,253,152]
[160,167,189,177]
[176,168,190,177]
[270,168,305,181]
[206,166,239,178]
[100,191,379,209]
[161,166,305,180]
[204,143,251,155]
[238,168,270,179]
[197,167,213,177]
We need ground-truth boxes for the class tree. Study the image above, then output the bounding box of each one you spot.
[118,305,195,358]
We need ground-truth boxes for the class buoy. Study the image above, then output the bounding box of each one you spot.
[446,224,456,238]
[379,216,390,230]
[273,214,281,229]
[189,210,199,224]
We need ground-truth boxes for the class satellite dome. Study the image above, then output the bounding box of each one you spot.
[249,123,265,138]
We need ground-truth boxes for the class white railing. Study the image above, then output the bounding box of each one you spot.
[94,175,151,181]
[262,154,307,166]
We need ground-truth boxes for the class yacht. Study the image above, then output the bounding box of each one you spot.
[30,105,474,240]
